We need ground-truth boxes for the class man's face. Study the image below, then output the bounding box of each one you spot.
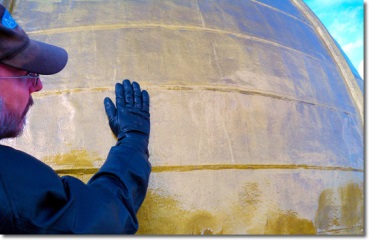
[0,64,43,139]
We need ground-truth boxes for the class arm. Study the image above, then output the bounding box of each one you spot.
[86,79,151,232]
[83,79,151,232]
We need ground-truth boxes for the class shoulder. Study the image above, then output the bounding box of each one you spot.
[0,144,63,197]
[0,145,68,233]
[0,144,54,172]
[0,144,36,161]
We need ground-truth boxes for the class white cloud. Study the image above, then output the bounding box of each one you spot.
[358,60,363,80]
[328,6,363,38]
[342,39,363,54]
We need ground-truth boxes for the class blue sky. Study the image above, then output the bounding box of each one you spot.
[303,0,364,79]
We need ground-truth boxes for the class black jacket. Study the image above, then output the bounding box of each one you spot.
[0,141,151,234]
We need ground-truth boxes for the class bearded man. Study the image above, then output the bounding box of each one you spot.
[0,4,151,234]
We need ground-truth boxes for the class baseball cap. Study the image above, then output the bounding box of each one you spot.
[0,4,68,75]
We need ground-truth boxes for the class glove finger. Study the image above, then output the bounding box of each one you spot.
[103,97,116,121]
[123,79,133,108]
[142,90,150,112]
[115,83,125,108]
[132,82,142,109]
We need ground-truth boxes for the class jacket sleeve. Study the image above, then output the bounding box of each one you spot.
[0,139,150,234]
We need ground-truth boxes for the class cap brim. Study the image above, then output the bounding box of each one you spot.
[2,39,68,75]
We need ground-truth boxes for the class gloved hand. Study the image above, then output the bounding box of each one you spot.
[104,80,150,145]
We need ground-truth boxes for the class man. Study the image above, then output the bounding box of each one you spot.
[0,4,151,233]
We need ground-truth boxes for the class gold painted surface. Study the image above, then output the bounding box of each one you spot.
[264,210,316,234]
[135,170,363,234]
[0,0,363,235]
[315,183,364,234]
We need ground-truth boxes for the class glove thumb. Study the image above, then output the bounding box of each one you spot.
[104,97,119,136]
[104,97,116,121]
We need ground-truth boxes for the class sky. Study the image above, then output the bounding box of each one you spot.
[303,0,364,80]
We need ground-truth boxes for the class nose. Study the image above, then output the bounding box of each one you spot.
[29,77,43,93]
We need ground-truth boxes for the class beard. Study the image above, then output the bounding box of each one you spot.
[0,97,33,140]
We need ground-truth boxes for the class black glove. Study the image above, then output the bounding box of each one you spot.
[104,80,150,145]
